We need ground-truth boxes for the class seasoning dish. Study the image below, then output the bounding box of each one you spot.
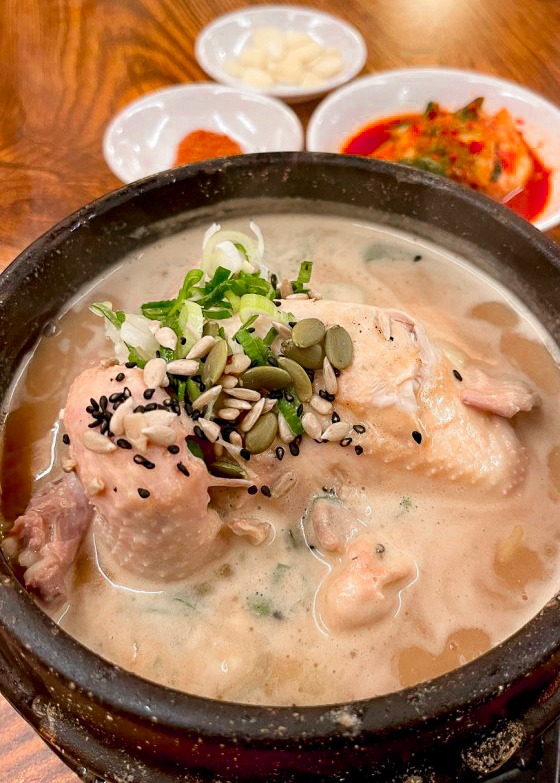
[103,83,304,184]
[2,153,560,782]
[194,5,367,104]
[306,68,560,231]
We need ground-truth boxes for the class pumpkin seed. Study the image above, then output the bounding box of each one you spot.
[202,339,228,387]
[292,318,326,349]
[244,411,278,454]
[203,321,220,338]
[240,365,291,391]
[277,357,313,402]
[281,340,324,370]
[209,460,247,479]
[324,325,353,370]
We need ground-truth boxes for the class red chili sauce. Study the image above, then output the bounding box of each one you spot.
[342,114,551,222]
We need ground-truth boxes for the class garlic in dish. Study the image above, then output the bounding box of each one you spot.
[224,26,343,89]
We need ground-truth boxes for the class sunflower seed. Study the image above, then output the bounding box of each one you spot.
[323,357,338,395]
[278,412,295,443]
[142,409,176,427]
[141,424,176,447]
[144,357,169,389]
[286,293,310,300]
[262,397,278,413]
[310,394,333,415]
[226,353,252,374]
[321,421,352,442]
[292,318,326,349]
[202,339,228,387]
[226,387,261,401]
[155,326,178,351]
[324,325,353,370]
[198,418,221,443]
[217,407,241,421]
[280,278,292,298]
[229,431,243,446]
[186,335,216,360]
[226,398,253,410]
[302,412,322,439]
[270,470,297,498]
[244,412,278,454]
[240,397,266,432]
[271,320,293,339]
[220,374,239,389]
[166,359,199,376]
[109,396,135,436]
[192,384,223,411]
[82,430,118,453]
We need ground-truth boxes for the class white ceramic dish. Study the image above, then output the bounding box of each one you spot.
[195,5,367,104]
[307,68,560,231]
[103,83,304,184]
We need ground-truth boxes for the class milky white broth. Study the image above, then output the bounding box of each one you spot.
[2,213,560,707]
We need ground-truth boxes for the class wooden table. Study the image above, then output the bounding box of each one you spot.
[1,0,560,779]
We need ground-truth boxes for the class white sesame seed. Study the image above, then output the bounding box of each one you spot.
[186,335,216,360]
[225,387,261,401]
[155,326,178,351]
[321,421,352,442]
[192,384,222,411]
[144,357,168,389]
[239,397,265,432]
[82,430,118,454]
[166,359,199,376]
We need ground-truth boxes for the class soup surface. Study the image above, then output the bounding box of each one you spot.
[2,213,560,706]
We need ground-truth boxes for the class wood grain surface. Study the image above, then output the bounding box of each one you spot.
[1,0,560,780]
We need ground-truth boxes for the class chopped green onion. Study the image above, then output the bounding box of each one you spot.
[235,328,271,365]
[176,301,204,356]
[90,302,125,329]
[126,345,147,369]
[141,300,174,321]
[290,260,313,294]
[277,390,304,436]
[186,378,201,402]
[264,327,278,346]
[186,438,204,459]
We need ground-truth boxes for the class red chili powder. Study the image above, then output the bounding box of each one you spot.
[174,129,243,165]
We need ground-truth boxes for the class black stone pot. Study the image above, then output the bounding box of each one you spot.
[1,153,560,783]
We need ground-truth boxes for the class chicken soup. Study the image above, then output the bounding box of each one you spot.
[1,213,559,706]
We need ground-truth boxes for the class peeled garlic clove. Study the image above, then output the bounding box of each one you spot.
[301,73,325,88]
[285,30,313,49]
[224,59,244,78]
[294,40,323,64]
[274,60,304,85]
[311,54,343,80]
[239,46,266,69]
[241,67,275,89]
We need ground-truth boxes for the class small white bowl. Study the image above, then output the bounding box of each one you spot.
[307,68,560,231]
[103,82,304,184]
[195,5,367,104]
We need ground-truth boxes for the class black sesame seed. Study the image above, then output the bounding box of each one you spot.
[193,425,206,440]
[289,321,297,328]
[133,455,156,469]
[273,299,282,306]
[109,392,124,403]
[99,395,108,410]
[113,487,117,492]
[163,398,172,407]
[116,372,126,382]
[177,462,190,477]
[412,430,423,444]
[289,442,300,457]
[453,369,463,382]
[247,327,255,334]
[181,337,187,345]
[294,434,302,446]
[413,254,422,262]
[270,273,278,288]
[376,543,385,554]
[305,369,315,382]
[143,388,156,400]
[261,485,272,497]
[319,389,328,400]
[355,445,364,455]
[326,392,335,402]
[340,437,353,447]
[133,405,146,414]
[89,398,99,410]
[138,488,150,498]
[248,485,258,495]
[155,403,167,411]
[240,448,251,461]
[353,424,366,434]
[85,405,95,414]
[125,361,137,368]
[171,400,181,415]
[156,350,161,358]
[296,403,304,417]
[167,444,180,454]
[88,420,101,428]
[91,409,104,420]
[62,433,70,445]
[333,368,340,378]
[123,387,132,399]
[267,356,279,367]
[275,446,285,461]
[116,438,132,449]
[144,402,158,412]
[389,336,394,341]
[332,411,340,424]
[268,390,283,399]
[199,382,206,392]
